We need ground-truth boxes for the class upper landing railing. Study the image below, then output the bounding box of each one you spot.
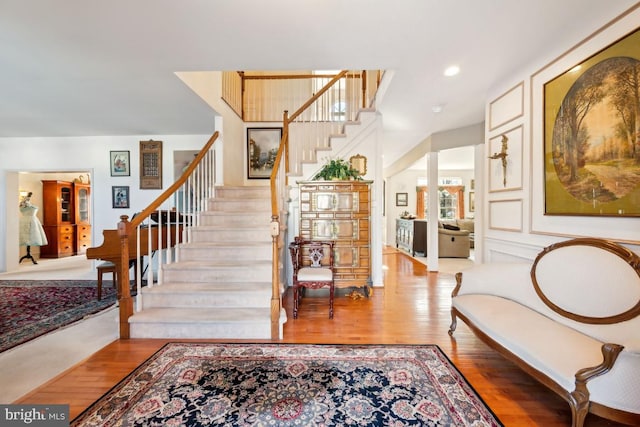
[222,70,382,123]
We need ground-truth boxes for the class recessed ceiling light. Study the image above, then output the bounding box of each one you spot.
[432,105,444,113]
[444,65,460,77]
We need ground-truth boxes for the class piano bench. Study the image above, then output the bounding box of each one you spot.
[97,261,117,300]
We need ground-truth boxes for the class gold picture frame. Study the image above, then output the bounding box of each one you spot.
[543,28,640,217]
[349,154,367,176]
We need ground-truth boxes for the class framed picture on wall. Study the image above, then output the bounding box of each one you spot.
[247,127,282,179]
[396,192,408,207]
[112,186,130,209]
[110,151,130,177]
[543,28,640,217]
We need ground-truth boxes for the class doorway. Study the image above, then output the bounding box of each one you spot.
[8,170,92,272]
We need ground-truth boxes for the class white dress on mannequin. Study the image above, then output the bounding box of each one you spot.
[19,202,48,247]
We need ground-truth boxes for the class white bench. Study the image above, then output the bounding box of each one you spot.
[449,238,640,427]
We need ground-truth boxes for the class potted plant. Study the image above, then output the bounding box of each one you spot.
[313,158,362,181]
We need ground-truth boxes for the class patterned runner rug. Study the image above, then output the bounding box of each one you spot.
[72,343,502,426]
[0,280,116,353]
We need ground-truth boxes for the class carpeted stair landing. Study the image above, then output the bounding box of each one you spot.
[129,186,285,339]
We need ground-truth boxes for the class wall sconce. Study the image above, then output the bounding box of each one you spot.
[489,134,509,187]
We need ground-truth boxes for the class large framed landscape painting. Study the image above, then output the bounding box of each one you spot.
[543,28,640,217]
[247,127,282,179]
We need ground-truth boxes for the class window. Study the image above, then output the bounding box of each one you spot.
[417,181,465,219]
[439,177,462,185]
[438,188,458,219]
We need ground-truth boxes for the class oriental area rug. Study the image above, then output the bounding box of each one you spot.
[72,343,502,427]
[0,280,116,353]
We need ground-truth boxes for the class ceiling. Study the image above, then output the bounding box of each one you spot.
[1,1,636,168]
[408,146,475,172]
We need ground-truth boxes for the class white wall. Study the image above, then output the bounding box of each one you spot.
[0,134,211,272]
[483,7,640,261]
[177,71,247,186]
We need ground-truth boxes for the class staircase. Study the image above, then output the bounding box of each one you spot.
[128,185,284,339]
[126,110,378,340]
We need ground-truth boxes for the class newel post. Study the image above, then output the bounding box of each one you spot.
[361,70,367,108]
[117,215,133,339]
[270,215,281,340]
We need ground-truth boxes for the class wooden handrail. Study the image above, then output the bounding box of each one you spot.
[130,131,219,229]
[269,128,288,216]
[244,72,359,80]
[268,71,351,339]
[288,70,349,122]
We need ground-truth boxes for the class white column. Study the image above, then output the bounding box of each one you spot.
[427,152,439,272]
[473,143,484,264]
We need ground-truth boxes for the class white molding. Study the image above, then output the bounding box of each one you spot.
[488,81,524,131]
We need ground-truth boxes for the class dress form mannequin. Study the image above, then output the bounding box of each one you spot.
[19,192,48,264]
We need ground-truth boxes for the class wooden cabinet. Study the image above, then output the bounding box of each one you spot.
[396,219,426,256]
[74,183,91,255]
[41,180,91,258]
[298,180,372,290]
[41,180,74,258]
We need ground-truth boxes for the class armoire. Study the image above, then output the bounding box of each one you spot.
[40,180,91,258]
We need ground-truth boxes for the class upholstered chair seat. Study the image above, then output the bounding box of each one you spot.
[289,237,335,319]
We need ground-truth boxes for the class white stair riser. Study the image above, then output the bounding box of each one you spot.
[215,187,270,199]
[130,322,272,339]
[199,213,269,227]
[189,228,271,243]
[178,245,272,261]
[141,291,271,309]
[163,265,272,282]
[208,199,271,212]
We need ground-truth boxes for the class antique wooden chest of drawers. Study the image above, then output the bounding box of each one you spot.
[298,180,372,291]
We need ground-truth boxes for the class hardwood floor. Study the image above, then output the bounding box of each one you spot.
[15,247,626,426]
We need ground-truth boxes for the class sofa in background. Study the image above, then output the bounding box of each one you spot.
[437,225,471,258]
[440,218,474,248]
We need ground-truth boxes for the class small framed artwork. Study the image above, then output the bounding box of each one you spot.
[247,127,282,179]
[110,151,130,176]
[396,192,408,207]
[349,154,367,176]
[112,186,130,209]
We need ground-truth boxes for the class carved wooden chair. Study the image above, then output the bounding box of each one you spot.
[289,237,335,319]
